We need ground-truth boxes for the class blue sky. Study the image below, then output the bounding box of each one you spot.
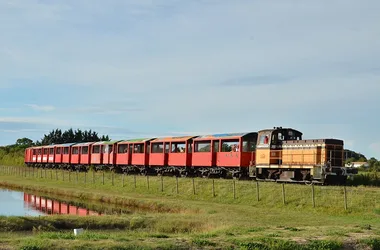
[0,0,379,159]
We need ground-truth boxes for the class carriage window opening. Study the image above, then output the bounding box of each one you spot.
[33,149,36,155]
[194,141,211,152]
[49,148,54,154]
[38,149,41,155]
[92,145,100,153]
[56,148,61,154]
[103,145,113,153]
[213,141,219,152]
[171,142,186,153]
[165,143,170,153]
[72,147,79,154]
[118,144,128,153]
[82,146,88,154]
[43,148,48,154]
[63,147,69,154]
[243,136,257,152]
[221,139,239,152]
[133,144,144,153]
[152,143,164,153]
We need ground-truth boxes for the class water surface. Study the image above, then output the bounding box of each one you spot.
[0,188,44,216]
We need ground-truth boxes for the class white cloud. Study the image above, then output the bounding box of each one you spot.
[26,104,55,112]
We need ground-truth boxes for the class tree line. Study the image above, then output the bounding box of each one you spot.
[1,128,110,151]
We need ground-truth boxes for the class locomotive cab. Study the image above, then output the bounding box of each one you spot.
[256,127,302,166]
[253,127,303,180]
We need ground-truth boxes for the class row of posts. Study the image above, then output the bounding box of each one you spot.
[0,166,349,210]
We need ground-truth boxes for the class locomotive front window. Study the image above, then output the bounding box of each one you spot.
[259,134,270,145]
[118,144,128,153]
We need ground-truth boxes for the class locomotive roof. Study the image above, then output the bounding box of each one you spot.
[258,127,303,135]
[194,132,256,140]
[151,136,197,143]
[93,140,121,145]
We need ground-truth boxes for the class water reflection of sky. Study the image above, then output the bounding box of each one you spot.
[0,188,44,216]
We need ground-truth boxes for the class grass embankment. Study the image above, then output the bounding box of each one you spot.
[1,166,380,249]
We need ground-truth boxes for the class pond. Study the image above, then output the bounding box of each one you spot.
[0,187,140,217]
[0,188,45,216]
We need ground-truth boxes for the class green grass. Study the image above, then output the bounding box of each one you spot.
[1,165,380,249]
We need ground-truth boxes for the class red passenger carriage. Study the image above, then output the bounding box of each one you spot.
[115,138,154,174]
[192,132,257,177]
[70,142,94,170]
[149,136,196,175]
[52,143,76,168]
[91,140,120,169]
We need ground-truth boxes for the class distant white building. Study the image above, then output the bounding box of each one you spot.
[345,162,369,168]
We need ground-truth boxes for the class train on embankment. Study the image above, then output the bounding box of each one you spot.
[24,127,358,185]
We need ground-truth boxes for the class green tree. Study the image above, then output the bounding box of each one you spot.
[15,138,34,147]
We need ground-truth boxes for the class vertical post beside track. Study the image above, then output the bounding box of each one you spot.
[192,178,196,195]
[282,183,286,205]
[311,183,315,208]
[344,186,348,210]
[233,180,236,199]
[256,181,260,201]
[212,179,215,197]
[161,175,164,192]
[176,176,179,194]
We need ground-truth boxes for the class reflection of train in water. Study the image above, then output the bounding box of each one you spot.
[23,193,101,216]
[24,127,358,185]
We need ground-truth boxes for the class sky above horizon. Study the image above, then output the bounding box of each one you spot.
[1,0,380,159]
